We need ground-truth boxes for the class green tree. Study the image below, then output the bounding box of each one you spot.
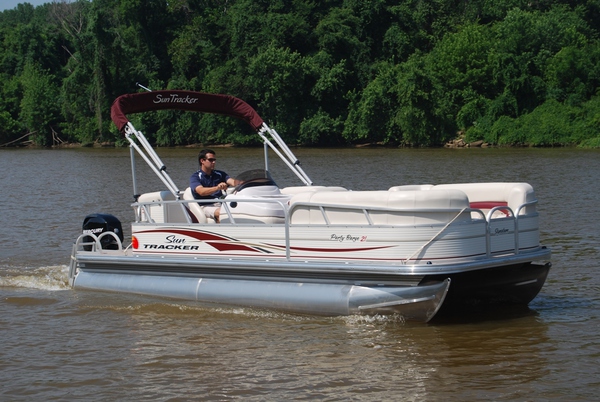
[393,54,446,146]
[2,0,600,147]
[546,43,600,106]
[19,62,60,146]
[247,45,311,143]
[343,62,398,144]
[426,23,496,134]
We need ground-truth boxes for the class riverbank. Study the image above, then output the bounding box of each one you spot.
[3,136,597,149]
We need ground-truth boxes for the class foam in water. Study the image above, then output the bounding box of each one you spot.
[0,265,70,291]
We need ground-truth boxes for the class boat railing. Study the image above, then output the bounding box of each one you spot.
[68,231,125,285]
[133,197,478,224]
[74,231,125,252]
[484,198,539,256]
[133,197,291,225]
[288,199,539,259]
[513,199,539,255]
[134,197,215,224]
[131,196,540,262]
[287,201,477,224]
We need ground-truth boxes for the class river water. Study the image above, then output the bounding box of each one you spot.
[1,146,598,400]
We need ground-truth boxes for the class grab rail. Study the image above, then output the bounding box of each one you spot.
[133,197,290,225]
[486,206,515,257]
[287,201,475,219]
[74,231,125,252]
[514,199,538,255]
[68,231,125,284]
[484,199,539,256]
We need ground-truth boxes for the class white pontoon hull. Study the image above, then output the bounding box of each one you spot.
[73,267,450,321]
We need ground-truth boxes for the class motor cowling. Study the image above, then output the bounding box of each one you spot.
[82,213,124,251]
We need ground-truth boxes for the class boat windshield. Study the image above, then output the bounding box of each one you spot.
[234,169,277,191]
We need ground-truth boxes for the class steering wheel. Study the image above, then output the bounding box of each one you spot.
[234,178,276,193]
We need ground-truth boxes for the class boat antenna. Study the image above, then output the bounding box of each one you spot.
[136,82,152,92]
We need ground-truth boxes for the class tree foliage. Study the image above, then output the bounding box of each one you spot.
[1,0,599,147]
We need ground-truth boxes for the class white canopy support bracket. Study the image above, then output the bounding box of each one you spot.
[124,122,181,199]
[258,123,313,186]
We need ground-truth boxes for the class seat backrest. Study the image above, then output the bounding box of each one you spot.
[388,184,434,191]
[289,189,470,225]
[280,186,347,195]
[432,183,536,215]
[182,187,208,223]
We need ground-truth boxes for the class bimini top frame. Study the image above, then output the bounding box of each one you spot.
[110,90,313,200]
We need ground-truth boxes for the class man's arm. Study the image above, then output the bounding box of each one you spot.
[226,177,241,187]
[194,182,227,196]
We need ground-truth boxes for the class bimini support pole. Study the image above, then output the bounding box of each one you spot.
[129,145,139,201]
[257,123,312,185]
[124,122,181,198]
[263,141,269,173]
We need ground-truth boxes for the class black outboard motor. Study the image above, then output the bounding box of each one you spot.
[82,213,124,251]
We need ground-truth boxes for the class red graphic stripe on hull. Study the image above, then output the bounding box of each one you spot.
[136,229,266,253]
[265,243,393,253]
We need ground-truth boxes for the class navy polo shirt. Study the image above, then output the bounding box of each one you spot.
[190,169,231,199]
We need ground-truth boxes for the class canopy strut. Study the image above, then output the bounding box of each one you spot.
[110,90,314,198]
[124,122,181,199]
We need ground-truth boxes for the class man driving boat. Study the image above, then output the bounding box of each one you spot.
[190,149,240,223]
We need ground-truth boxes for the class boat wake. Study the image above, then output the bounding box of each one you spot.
[72,297,410,325]
[0,265,70,291]
[0,263,417,324]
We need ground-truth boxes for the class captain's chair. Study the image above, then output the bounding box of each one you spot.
[183,187,208,223]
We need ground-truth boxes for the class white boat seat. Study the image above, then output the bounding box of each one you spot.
[220,185,291,224]
[137,190,190,223]
[183,187,208,224]
[432,183,536,216]
[388,184,434,191]
[280,186,347,195]
[289,189,470,225]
